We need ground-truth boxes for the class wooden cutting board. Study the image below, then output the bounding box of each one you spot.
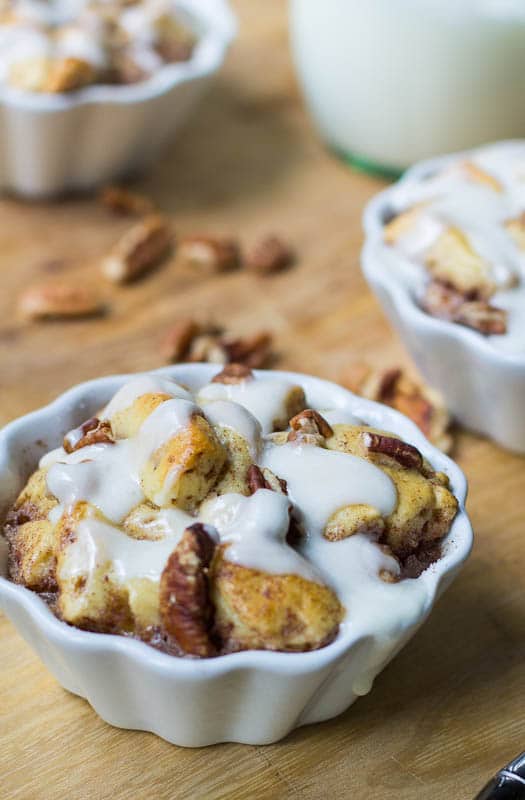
[1,2,524,798]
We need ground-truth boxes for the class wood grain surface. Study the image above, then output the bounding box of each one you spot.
[1,2,524,798]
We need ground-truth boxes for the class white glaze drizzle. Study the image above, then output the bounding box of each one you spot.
[47,440,143,523]
[201,399,262,459]
[320,408,361,426]
[200,490,321,583]
[46,396,197,522]
[102,375,191,420]
[261,442,397,537]
[59,515,190,585]
[198,377,299,434]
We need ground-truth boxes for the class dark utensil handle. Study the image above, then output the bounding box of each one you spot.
[475,753,525,799]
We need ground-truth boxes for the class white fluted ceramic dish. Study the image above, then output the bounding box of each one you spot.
[362,142,525,454]
[0,0,236,197]
[0,364,472,746]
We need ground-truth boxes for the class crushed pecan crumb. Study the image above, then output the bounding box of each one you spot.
[18,281,105,320]
[178,235,240,273]
[101,214,173,283]
[245,235,294,275]
[422,280,507,335]
[400,542,442,579]
[63,417,114,453]
[159,523,218,658]
[211,363,254,384]
[99,185,155,216]
[362,431,424,471]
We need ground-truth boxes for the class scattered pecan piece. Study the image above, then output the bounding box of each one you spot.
[101,214,173,283]
[218,331,274,368]
[245,235,294,275]
[99,185,155,216]
[362,432,423,471]
[422,280,507,335]
[187,333,229,364]
[179,235,240,274]
[159,523,218,658]
[160,318,202,363]
[289,409,334,439]
[211,363,254,384]
[159,319,275,368]
[63,417,114,453]
[44,57,95,93]
[18,281,104,320]
[342,363,453,453]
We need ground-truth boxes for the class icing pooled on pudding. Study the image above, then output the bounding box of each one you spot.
[383,142,525,355]
[4,367,459,659]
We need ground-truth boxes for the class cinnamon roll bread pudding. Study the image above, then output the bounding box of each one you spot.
[383,143,525,355]
[4,365,458,658]
[0,0,196,94]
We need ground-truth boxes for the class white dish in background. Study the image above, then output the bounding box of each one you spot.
[362,141,525,454]
[0,364,472,747]
[0,0,236,197]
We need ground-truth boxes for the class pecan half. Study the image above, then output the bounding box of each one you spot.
[63,417,114,453]
[99,185,155,216]
[101,214,173,283]
[247,464,287,495]
[18,281,104,320]
[422,280,507,335]
[211,363,254,384]
[178,235,240,273]
[245,235,294,275]
[159,523,218,658]
[362,432,423,471]
[289,409,333,439]
[160,318,201,363]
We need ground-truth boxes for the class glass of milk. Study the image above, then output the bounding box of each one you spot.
[289,0,525,174]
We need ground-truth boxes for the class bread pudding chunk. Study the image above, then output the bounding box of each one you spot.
[4,370,459,658]
[382,144,525,354]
